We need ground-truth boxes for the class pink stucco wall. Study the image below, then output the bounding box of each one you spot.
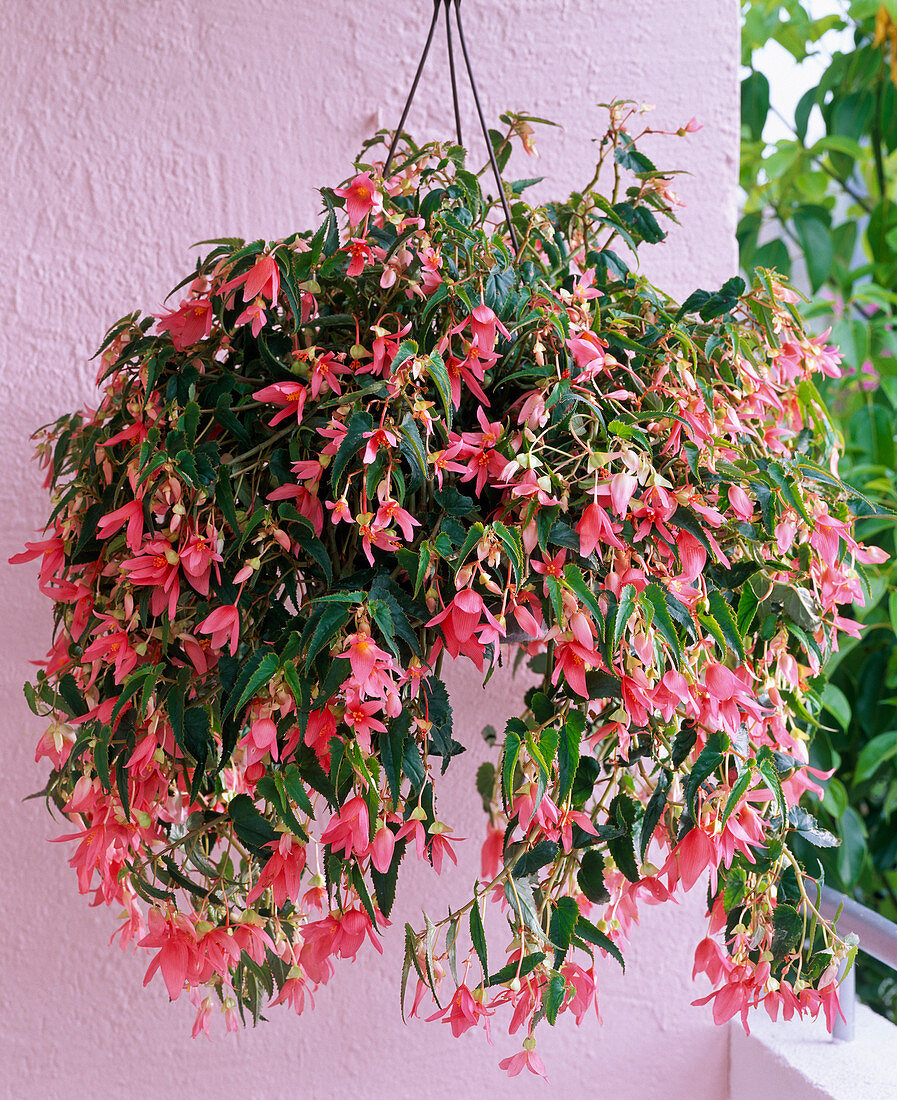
[1,2,738,1096]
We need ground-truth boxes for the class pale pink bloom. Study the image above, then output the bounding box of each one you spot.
[680,117,703,133]
[120,539,181,620]
[326,497,352,524]
[139,908,200,1000]
[362,427,398,465]
[342,690,388,750]
[676,530,706,582]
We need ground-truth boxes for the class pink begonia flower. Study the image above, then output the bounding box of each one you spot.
[362,427,398,465]
[96,499,145,552]
[196,604,240,657]
[246,834,307,909]
[727,484,754,522]
[235,298,267,337]
[680,117,703,134]
[178,530,222,597]
[252,380,308,427]
[8,534,66,593]
[481,825,504,879]
[337,630,395,685]
[577,501,624,555]
[219,252,280,305]
[427,983,494,1039]
[344,237,374,277]
[369,824,396,874]
[342,689,388,750]
[139,909,200,1001]
[499,1044,549,1081]
[609,471,639,517]
[154,298,214,351]
[320,796,370,859]
[427,588,504,645]
[566,329,607,375]
[334,173,381,224]
[451,304,510,355]
[551,637,602,698]
[120,539,181,620]
[676,529,706,582]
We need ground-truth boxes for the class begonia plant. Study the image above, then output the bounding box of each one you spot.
[14,102,878,1077]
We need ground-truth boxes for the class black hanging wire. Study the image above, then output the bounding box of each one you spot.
[383,0,518,255]
[443,0,462,148]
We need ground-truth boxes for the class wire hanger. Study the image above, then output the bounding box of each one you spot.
[383,0,519,255]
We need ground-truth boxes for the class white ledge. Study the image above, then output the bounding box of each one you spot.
[729,1003,897,1100]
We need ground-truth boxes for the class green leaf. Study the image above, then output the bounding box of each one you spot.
[304,606,351,670]
[770,903,802,962]
[820,683,851,732]
[270,772,309,842]
[228,793,277,859]
[639,770,670,861]
[558,711,584,805]
[612,583,638,650]
[486,951,546,987]
[741,70,770,142]
[793,211,833,292]
[836,806,867,888]
[707,590,745,662]
[282,764,316,819]
[721,765,754,825]
[493,521,526,585]
[607,794,640,883]
[504,876,545,940]
[736,583,761,637]
[854,730,897,784]
[469,892,489,980]
[453,522,485,575]
[563,563,605,627]
[544,970,567,1025]
[577,849,608,904]
[424,351,453,429]
[575,915,625,971]
[228,652,280,716]
[756,745,785,818]
[331,411,374,492]
[549,896,580,967]
[501,717,525,809]
[513,840,559,878]
[642,582,682,664]
[397,414,428,489]
[684,732,727,817]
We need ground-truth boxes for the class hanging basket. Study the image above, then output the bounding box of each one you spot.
[14,102,871,1072]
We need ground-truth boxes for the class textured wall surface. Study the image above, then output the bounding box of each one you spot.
[0,2,738,1097]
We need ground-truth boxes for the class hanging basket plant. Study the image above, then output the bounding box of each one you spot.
[15,101,878,1075]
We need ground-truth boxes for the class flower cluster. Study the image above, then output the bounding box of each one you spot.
[15,104,873,1073]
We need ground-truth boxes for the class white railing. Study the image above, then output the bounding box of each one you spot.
[819,885,897,1041]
